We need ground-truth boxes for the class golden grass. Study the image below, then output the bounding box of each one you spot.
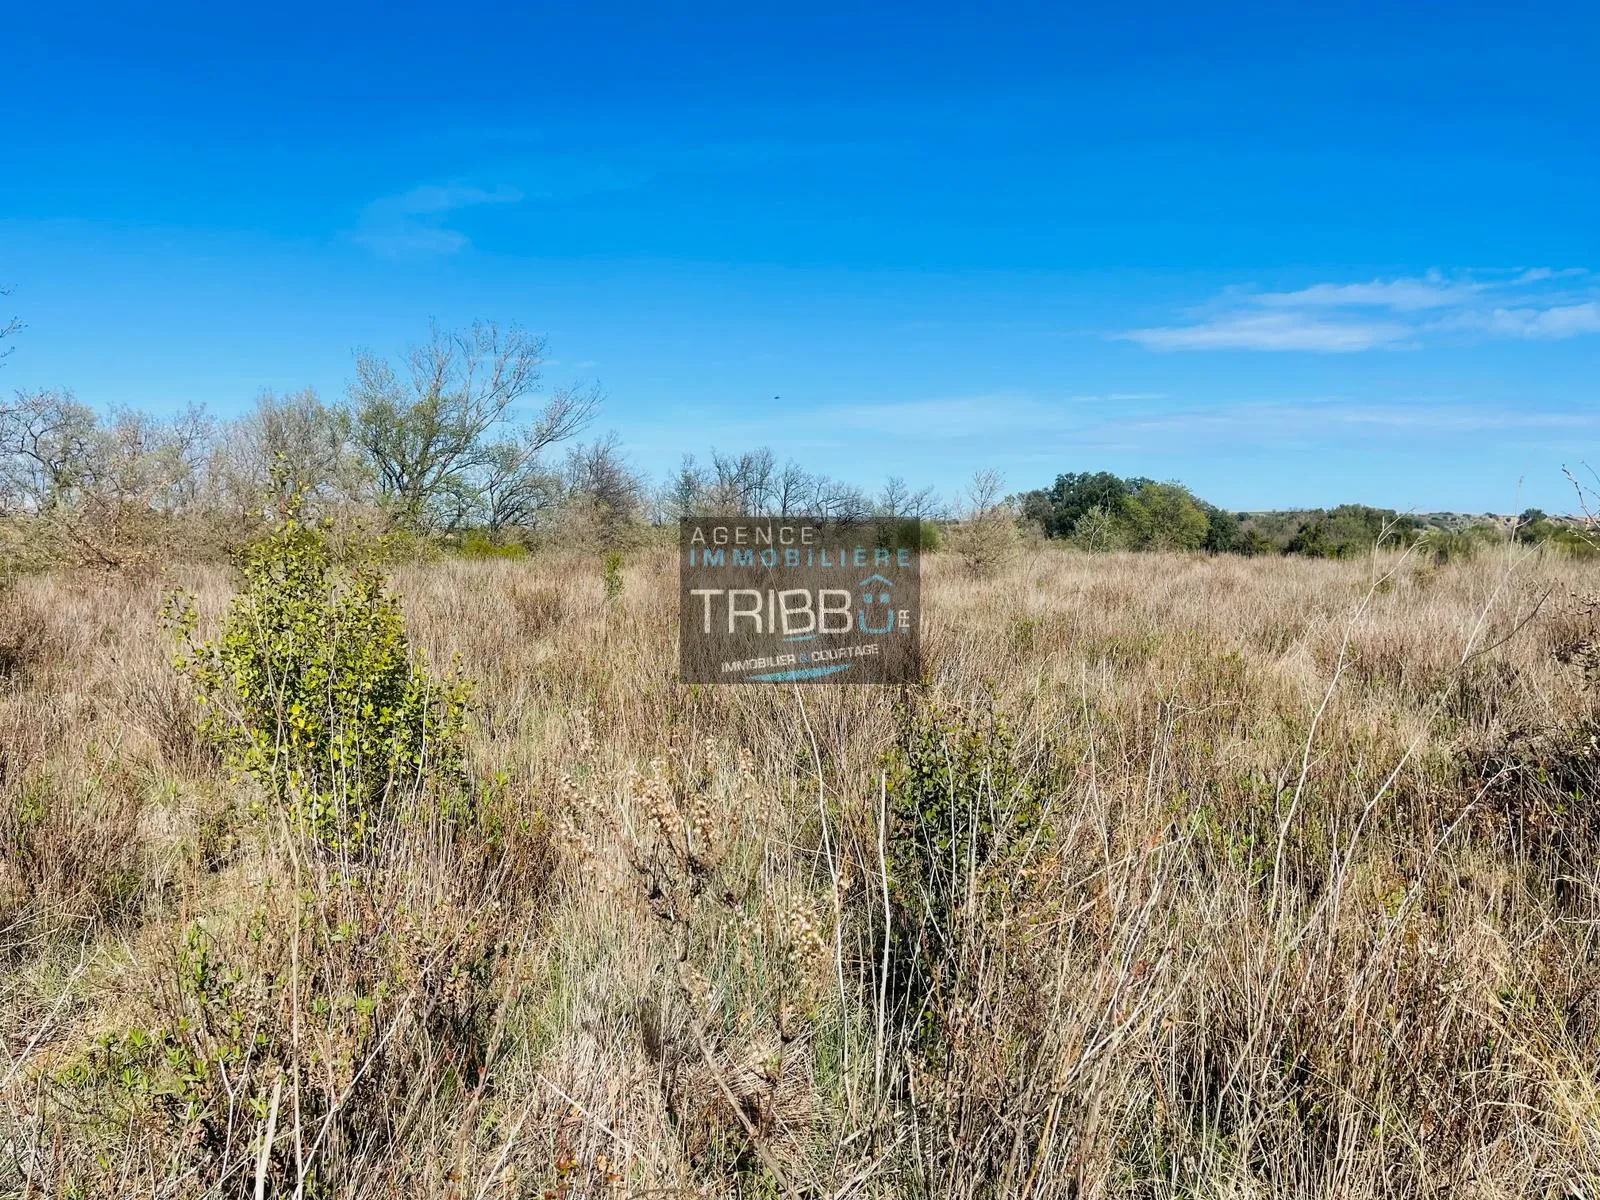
[1,543,1598,1197]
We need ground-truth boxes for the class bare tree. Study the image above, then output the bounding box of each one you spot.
[809,474,869,522]
[480,438,558,531]
[966,468,1005,520]
[0,389,97,513]
[66,404,214,520]
[948,468,1018,577]
[883,476,908,518]
[477,383,602,531]
[878,474,910,518]
[565,432,645,538]
[774,459,813,518]
[1,391,216,566]
[0,285,20,367]
[142,404,214,513]
[709,447,777,515]
[876,475,943,523]
[214,388,365,516]
[660,452,924,524]
[658,454,709,522]
[906,484,943,521]
[349,321,595,529]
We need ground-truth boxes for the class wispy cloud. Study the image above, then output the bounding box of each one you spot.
[353,183,522,258]
[1116,399,1600,437]
[1452,302,1600,340]
[1122,268,1598,352]
[1252,273,1482,312]
[1125,312,1414,353]
[800,392,1599,457]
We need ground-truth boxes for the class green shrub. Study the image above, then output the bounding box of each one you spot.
[1518,517,1599,559]
[875,697,1050,1193]
[867,517,940,552]
[164,499,471,850]
[1202,504,1242,553]
[946,511,1019,577]
[453,529,528,560]
[1284,505,1422,559]
[1019,470,1149,539]
[1122,482,1210,550]
[1555,528,1600,559]
[1237,527,1277,556]
[53,885,511,1197]
[601,548,624,602]
[883,696,1038,1042]
[1420,527,1487,565]
[1072,503,1124,552]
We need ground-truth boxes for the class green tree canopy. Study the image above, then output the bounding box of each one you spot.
[1019,471,1153,539]
[1122,482,1210,550]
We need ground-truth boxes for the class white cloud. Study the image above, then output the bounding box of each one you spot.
[1252,274,1482,312]
[1123,312,1413,353]
[1467,302,1600,340]
[353,182,523,258]
[1126,401,1598,435]
[1122,268,1598,352]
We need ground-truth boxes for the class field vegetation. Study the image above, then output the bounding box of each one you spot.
[2,522,1599,1196]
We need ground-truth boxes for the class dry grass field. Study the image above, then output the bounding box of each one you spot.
[2,542,1599,1197]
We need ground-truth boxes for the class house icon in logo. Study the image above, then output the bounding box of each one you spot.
[859,573,894,604]
[858,574,896,634]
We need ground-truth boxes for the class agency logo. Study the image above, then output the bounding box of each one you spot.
[679,519,922,684]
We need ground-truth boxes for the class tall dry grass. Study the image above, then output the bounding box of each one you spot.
[1,542,1597,1197]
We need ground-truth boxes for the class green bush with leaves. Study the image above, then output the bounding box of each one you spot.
[1419,525,1497,565]
[1019,470,1150,539]
[1516,512,1599,558]
[1122,481,1210,550]
[882,696,1039,1043]
[1284,503,1422,559]
[164,500,470,849]
[601,548,624,602]
[452,529,529,560]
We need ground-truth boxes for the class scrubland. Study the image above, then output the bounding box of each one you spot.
[1,540,1598,1198]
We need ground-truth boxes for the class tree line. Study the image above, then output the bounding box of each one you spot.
[3,324,613,522]
[1018,471,1595,559]
[1,323,646,566]
[0,321,958,568]
[2,313,1593,567]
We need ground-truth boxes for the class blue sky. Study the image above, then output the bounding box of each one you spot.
[4,1,1597,512]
